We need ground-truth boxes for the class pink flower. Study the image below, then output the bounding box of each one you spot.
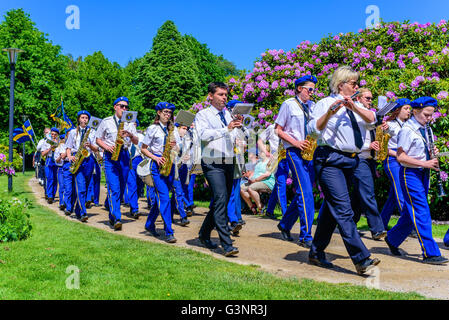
[437,91,448,100]
[286,177,293,186]
[412,57,420,64]
[441,171,448,182]
[399,83,407,91]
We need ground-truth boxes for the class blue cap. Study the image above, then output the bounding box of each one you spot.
[410,96,438,109]
[295,75,317,87]
[135,119,140,127]
[51,127,60,134]
[226,99,242,109]
[77,110,91,119]
[155,102,175,111]
[113,96,129,106]
[392,98,411,112]
[59,134,65,140]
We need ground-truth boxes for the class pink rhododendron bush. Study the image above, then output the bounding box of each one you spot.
[192,20,449,220]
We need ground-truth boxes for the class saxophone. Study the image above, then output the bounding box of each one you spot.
[301,135,318,161]
[111,121,125,161]
[69,128,92,174]
[159,121,175,176]
[375,126,391,162]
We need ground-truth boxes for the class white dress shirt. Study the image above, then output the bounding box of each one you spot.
[54,143,67,166]
[275,97,315,149]
[308,94,376,153]
[95,115,137,150]
[36,138,47,152]
[386,119,405,150]
[194,105,239,161]
[397,116,430,168]
[142,124,168,156]
[66,127,97,155]
[258,124,280,154]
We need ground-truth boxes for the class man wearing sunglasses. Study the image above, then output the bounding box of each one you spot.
[274,75,317,248]
[95,96,138,230]
[351,88,387,240]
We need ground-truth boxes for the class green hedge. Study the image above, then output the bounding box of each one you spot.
[0,196,32,242]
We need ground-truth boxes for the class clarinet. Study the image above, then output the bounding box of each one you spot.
[425,123,447,197]
[330,91,360,112]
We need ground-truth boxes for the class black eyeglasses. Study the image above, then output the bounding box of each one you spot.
[116,104,129,109]
[364,96,373,101]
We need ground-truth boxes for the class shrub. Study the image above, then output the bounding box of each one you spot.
[190,20,449,220]
[0,197,33,242]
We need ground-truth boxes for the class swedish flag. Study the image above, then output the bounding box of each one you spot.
[13,127,32,144]
[23,119,35,143]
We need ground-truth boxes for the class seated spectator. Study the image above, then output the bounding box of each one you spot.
[240,152,275,214]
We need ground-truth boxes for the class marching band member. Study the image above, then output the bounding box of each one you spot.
[125,119,145,219]
[194,82,242,257]
[258,123,287,219]
[141,102,178,243]
[86,147,102,208]
[41,127,60,204]
[54,133,67,211]
[95,97,138,230]
[275,75,317,248]
[35,127,50,188]
[66,110,98,222]
[170,123,190,226]
[385,97,448,265]
[380,98,411,228]
[308,66,380,275]
[351,88,387,240]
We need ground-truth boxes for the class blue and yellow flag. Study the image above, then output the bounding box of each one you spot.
[51,99,75,133]
[22,119,35,143]
[13,127,32,144]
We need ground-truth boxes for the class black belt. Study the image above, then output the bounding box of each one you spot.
[321,146,359,158]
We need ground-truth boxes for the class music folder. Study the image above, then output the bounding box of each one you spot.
[231,103,254,117]
[175,110,196,127]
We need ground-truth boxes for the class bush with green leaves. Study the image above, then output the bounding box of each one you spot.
[0,196,32,242]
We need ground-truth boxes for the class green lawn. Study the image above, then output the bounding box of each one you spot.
[0,173,427,300]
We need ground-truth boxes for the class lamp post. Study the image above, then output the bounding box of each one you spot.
[21,114,27,174]
[3,48,25,191]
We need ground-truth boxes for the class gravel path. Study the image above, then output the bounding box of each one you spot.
[29,177,449,299]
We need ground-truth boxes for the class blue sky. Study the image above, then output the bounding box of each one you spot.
[1,0,449,71]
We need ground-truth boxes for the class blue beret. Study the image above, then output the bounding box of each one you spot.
[155,102,175,111]
[77,110,91,119]
[295,75,318,87]
[391,98,411,112]
[410,96,438,109]
[227,99,242,109]
[59,134,65,140]
[135,119,139,127]
[113,96,129,106]
[174,122,180,127]
[51,127,60,134]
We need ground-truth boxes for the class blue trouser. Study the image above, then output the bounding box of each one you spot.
[104,150,130,223]
[387,167,441,258]
[87,159,101,205]
[45,158,58,199]
[145,160,175,236]
[74,155,95,218]
[266,158,289,215]
[279,148,315,242]
[351,158,385,234]
[444,229,449,246]
[227,178,242,223]
[57,166,65,206]
[171,177,188,219]
[147,186,156,207]
[311,147,371,265]
[186,173,196,208]
[127,156,143,213]
[62,161,76,212]
[380,155,405,229]
[177,164,190,208]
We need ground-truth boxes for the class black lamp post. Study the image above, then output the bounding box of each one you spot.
[3,48,25,191]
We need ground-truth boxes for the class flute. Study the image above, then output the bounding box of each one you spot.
[330,91,360,112]
[425,122,447,197]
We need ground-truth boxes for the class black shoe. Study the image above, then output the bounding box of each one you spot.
[130,211,140,219]
[372,230,387,241]
[277,223,293,241]
[238,219,246,225]
[224,246,239,257]
[385,236,402,256]
[113,221,122,231]
[179,217,190,226]
[355,258,381,275]
[422,256,449,265]
[59,204,66,211]
[409,229,418,238]
[80,215,88,222]
[231,230,240,236]
[165,234,177,243]
[47,198,54,204]
[199,236,218,249]
[85,201,93,209]
[145,227,160,238]
[298,240,313,249]
[64,209,72,216]
[230,222,242,233]
[185,206,193,217]
[308,253,334,269]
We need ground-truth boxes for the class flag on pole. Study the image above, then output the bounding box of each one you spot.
[50,98,75,133]
[13,127,32,144]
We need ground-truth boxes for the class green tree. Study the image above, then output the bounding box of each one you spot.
[135,20,202,110]
[0,9,68,137]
